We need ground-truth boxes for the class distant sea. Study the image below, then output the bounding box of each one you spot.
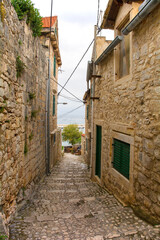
[58,117,85,125]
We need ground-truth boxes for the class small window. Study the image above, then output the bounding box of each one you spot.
[54,55,56,77]
[87,105,89,120]
[119,22,130,78]
[53,95,55,116]
[112,138,130,179]
[115,16,130,79]
[55,27,57,36]
[86,139,88,151]
[53,133,56,143]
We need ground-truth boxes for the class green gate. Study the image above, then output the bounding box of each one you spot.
[95,125,102,178]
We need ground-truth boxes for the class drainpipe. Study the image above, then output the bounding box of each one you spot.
[95,36,123,65]
[122,0,160,35]
[90,25,97,178]
[46,58,51,176]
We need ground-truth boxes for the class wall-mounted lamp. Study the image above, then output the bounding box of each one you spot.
[57,102,68,105]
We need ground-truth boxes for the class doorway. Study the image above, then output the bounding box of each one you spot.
[95,125,102,178]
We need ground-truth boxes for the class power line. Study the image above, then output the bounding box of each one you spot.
[58,4,102,96]
[58,38,95,96]
[59,94,82,102]
[52,78,84,103]
[59,105,84,118]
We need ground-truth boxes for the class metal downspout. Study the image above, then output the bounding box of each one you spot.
[90,25,97,178]
[46,59,51,176]
[45,66,48,175]
[47,59,51,175]
[122,0,160,35]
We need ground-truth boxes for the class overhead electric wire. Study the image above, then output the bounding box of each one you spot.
[52,77,84,103]
[58,1,102,96]
[58,39,95,96]
[59,105,84,118]
[59,94,82,102]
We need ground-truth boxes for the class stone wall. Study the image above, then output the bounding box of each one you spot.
[81,134,85,156]
[91,5,160,224]
[0,0,61,231]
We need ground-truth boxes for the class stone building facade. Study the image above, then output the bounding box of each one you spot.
[84,0,160,224]
[0,0,61,233]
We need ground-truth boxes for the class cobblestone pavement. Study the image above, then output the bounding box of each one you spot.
[9,154,160,240]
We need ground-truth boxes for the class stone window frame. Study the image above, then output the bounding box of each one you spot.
[109,124,134,194]
[114,12,132,82]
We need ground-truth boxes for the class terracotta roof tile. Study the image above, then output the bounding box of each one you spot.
[42,16,57,28]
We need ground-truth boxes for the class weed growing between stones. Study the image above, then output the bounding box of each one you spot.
[0,235,8,240]
[24,142,28,155]
[0,106,4,113]
[29,92,36,100]
[16,56,25,78]
[29,131,33,141]
[18,39,22,45]
[11,0,42,37]
[31,110,38,119]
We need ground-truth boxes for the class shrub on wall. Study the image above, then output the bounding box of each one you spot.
[16,55,25,78]
[11,0,42,37]
[0,1,6,23]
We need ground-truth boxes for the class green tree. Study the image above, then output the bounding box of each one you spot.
[62,124,82,146]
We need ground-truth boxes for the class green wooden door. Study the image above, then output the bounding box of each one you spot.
[95,125,102,178]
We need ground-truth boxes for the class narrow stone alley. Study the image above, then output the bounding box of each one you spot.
[9,154,160,240]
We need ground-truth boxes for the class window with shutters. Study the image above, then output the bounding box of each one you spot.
[115,14,130,80]
[112,138,130,180]
[53,133,56,143]
[53,95,55,116]
[87,105,89,120]
[86,138,88,151]
[53,54,56,77]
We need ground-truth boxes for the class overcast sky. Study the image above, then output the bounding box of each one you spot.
[32,0,113,124]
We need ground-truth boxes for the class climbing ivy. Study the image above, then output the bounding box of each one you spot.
[11,0,42,37]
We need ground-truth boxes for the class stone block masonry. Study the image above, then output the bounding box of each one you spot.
[88,3,160,225]
[0,0,61,233]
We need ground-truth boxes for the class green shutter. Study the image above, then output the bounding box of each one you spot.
[53,95,55,116]
[87,105,89,120]
[54,133,56,143]
[86,139,88,151]
[54,55,56,77]
[113,139,130,179]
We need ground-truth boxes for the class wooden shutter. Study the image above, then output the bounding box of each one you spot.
[54,55,56,77]
[54,133,56,143]
[87,105,89,120]
[86,139,88,151]
[113,139,130,179]
[53,95,55,116]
